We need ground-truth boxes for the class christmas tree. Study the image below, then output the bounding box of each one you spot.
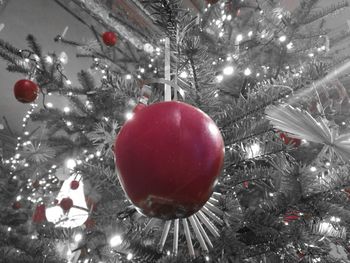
[1,0,350,262]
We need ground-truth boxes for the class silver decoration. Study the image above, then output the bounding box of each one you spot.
[142,192,223,256]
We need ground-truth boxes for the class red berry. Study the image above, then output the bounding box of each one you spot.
[70,180,80,190]
[84,218,96,229]
[14,79,39,103]
[102,31,117,46]
[12,201,22,210]
[115,101,224,219]
[60,197,73,212]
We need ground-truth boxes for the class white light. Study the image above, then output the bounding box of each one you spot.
[24,163,29,167]
[219,32,224,38]
[126,74,132,80]
[7,227,11,232]
[308,53,314,57]
[227,14,232,21]
[45,56,53,64]
[310,166,317,172]
[279,35,287,42]
[96,151,101,157]
[244,68,252,76]
[74,233,83,242]
[179,71,188,78]
[140,68,145,73]
[24,58,30,63]
[16,196,22,201]
[216,75,224,83]
[223,66,234,75]
[205,256,210,261]
[143,43,154,53]
[66,121,72,127]
[110,235,122,247]
[127,253,133,260]
[46,102,53,108]
[286,42,293,49]
[14,153,21,159]
[236,34,243,42]
[24,131,29,136]
[325,162,331,167]
[65,159,76,170]
[248,31,253,37]
[125,112,134,120]
[63,107,70,113]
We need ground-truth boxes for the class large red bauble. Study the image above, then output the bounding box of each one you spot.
[14,79,38,103]
[114,101,224,220]
[102,31,117,46]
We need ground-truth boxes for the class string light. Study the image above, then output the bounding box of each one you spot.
[223,66,234,75]
[125,112,134,120]
[286,42,293,49]
[74,233,83,242]
[279,35,287,42]
[46,102,53,108]
[110,235,122,247]
[310,166,317,172]
[244,68,252,76]
[126,253,133,260]
[65,159,76,170]
[63,107,70,113]
[179,71,188,78]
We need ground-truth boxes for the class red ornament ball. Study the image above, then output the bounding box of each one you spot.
[14,79,39,103]
[114,101,225,220]
[84,218,96,229]
[279,132,301,147]
[12,201,22,210]
[70,180,80,190]
[60,197,73,212]
[102,31,117,46]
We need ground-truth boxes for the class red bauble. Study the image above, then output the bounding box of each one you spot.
[12,201,22,210]
[70,180,80,190]
[283,210,300,223]
[115,101,225,219]
[14,79,39,103]
[279,132,301,147]
[102,31,117,46]
[32,204,46,223]
[60,197,73,212]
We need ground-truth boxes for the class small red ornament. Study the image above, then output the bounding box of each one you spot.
[12,201,22,210]
[70,180,80,190]
[115,101,225,219]
[102,31,117,46]
[14,79,39,103]
[84,218,96,229]
[60,197,73,212]
[283,210,301,223]
[279,132,301,147]
[32,204,46,223]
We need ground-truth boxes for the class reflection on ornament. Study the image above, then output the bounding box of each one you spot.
[46,174,88,228]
